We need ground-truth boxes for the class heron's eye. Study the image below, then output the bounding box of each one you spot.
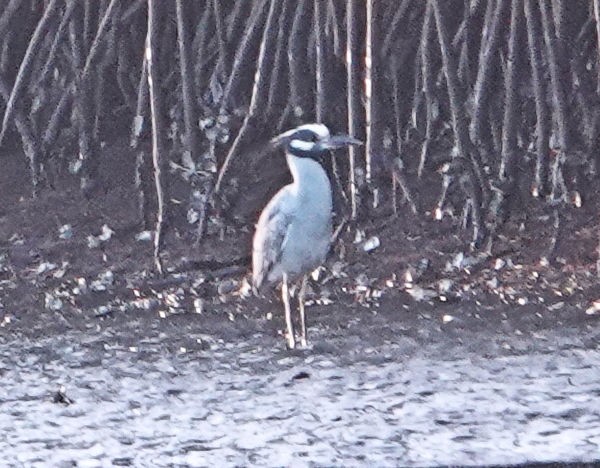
[294,129,320,143]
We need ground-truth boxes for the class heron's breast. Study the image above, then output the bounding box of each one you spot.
[279,201,332,276]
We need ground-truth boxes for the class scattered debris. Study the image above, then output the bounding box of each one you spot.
[353,229,365,244]
[311,267,324,282]
[135,231,153,242]
[36,262,57,275]
[405,258,430,284]
[87,224,115,248]
[405,285,437,302]
[237,278,252,298]
[585,300,600,315]
[52,386,74,406]
[442,314,455,324]
[87,235,101,249]
[73,277,87,295]
[94,305,112,317]
[217,279,238,296]
[52,262,69,279]
[362,236,380,252]
[44,293,63,311]
[291,371,311,381]
[90,271,115,292]
[438,279,454,294]
[98,224,115,241]
[58,224,73,239]
[187,208,199,224]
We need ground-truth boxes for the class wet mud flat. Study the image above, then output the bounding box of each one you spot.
[1,307,599,467]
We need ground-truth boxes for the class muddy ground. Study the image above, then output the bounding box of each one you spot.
[1,138,599,466]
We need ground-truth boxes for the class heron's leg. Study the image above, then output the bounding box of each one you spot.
[282,274,295,349]
[298,275,308,347]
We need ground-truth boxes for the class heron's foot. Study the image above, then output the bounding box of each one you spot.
[299,335,308,348]
[286,333,296,349]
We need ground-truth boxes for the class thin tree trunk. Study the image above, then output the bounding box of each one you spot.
[131,56,149,148]
[69,7,98,196]
[37,0,76,88]
[432,1,472,164]
[539,0,573,153]
[314,0,327,123]
[346,0,362,219]
[82,0,120,80]
[315,0,348,208]
[381,0,410,57]
[0,76,40,196]
[147,0,168,274]
[42,83,74,155]
[221,0,268,111]
[499,0,523,183]
[287,0,311,117]
[0,0,22,44]
[265,0,292,118]
[0,0,59,145]
[192,5,213,97]
[594,0,600,94]
[365,0,379,185]
[524,0,550,197]
[83,1,97,55]
[212,0,229,80]
[469,0,506,155]
[418,1,434,178]
[132,58,152,230]
[215,0,281,194]
[176,0,199,164]
[432,0,486,248]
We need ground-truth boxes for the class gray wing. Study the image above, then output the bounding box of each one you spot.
[252,193,294,292]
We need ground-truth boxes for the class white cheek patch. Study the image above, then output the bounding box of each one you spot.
[289,139,314,152]
[296,123,330,140]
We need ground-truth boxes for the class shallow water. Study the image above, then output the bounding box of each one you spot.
[1,327,599,467]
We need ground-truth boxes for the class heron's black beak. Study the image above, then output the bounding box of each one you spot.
[319,135,363,150]
[270,129,362,150]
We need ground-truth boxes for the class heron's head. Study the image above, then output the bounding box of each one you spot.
[270,123,362,160]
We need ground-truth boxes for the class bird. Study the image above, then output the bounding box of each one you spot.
[252,123,361,349]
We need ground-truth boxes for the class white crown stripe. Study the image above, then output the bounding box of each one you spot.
[289,139,314,152]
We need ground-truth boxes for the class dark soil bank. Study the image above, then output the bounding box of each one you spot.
[1,141,600,466]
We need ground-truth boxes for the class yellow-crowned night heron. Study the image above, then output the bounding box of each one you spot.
[252,123,361,348]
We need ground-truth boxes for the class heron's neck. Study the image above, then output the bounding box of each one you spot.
[286,153,330,193]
